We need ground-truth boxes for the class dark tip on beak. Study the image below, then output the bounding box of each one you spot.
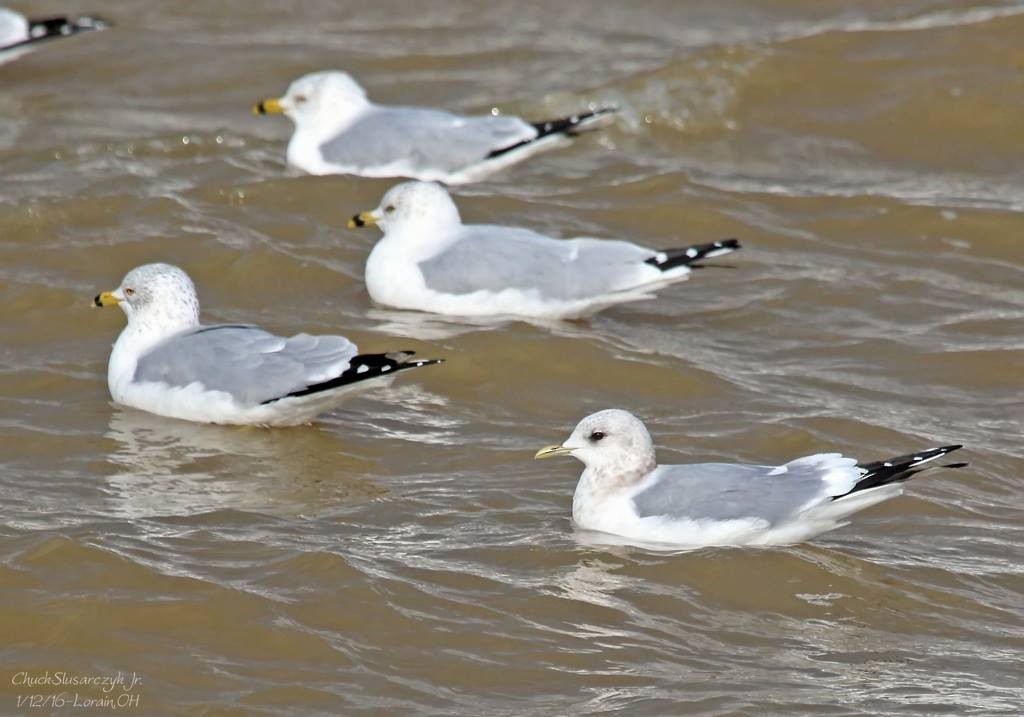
[254,101,267,115]
[93,294,103,307]
[350,214,365,227]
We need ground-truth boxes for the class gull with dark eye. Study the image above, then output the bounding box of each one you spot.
[535,409,967,549]
[252,70,616,184]
[92,263,443,426]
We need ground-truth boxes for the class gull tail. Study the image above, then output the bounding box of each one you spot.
[834,445,966,500]
[263,351,443,404]
[486,107,617,160]
[645,239,742,272]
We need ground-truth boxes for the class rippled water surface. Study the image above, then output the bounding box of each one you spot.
[1,1,1022,715]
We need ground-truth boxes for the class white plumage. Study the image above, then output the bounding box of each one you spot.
[350,181,740,319]
[537,409,964,548]
[94,263,440,426]
[254,70,613,184]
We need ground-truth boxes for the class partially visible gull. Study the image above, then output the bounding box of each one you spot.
[0,7,109,65]
[536,409,966,548]
[348,181,740,319]
[253,70,615,184]
[93,263,441,426]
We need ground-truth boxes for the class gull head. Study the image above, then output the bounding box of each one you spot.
[348,181,462,234]
[535,409,657,485]
[254,71,369,126]
[94,263,200,334]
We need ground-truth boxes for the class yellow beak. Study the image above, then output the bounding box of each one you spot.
[253,97,285,115]
[93,290,120,308]
[534,444,573,459]
[347,211,378,229]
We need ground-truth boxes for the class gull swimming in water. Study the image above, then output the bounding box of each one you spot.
[536,409,966,548]
[0,7,109,65]
[348,181,740,319]
[253,70,615,184]
[93,263,441,426]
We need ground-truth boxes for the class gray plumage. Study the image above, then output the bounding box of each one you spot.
[417,226,657,299]
[632,461,848,524]
[133,325,357,405]
[319,107,536,174]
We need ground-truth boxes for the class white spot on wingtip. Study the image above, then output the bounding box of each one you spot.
[356,365,369,374]
[381,365,391,372]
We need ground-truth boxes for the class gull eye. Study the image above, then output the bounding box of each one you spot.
[384,205,396,214]
[124,287,135,297]
[590,431,605,442]
[294,95,308,104]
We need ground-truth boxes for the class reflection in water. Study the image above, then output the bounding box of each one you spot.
[103,406,379,520]
[365,304,628,343]
[367,305,524,341]
[325,383,462,446]
[555,556,633,612]
[572,526,698,553]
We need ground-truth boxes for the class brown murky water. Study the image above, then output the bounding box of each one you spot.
[1,1,1022,714]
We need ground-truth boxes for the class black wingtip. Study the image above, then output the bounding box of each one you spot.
[485,106,617,161]
[528,106,618,139]
[399,356,445,368]
[645,238,742,272]
[7,15,111,51]
[68,15,112,31]
[262,350,443,404]
[837,444,966,499]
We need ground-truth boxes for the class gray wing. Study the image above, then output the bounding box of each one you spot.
[417,227,656,300]
[133,325,358,405]
[632,456,861,524]
[319,107,537,173]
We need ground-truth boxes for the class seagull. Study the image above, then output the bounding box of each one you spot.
[0,7,109,65]
[347,181,740,319]
[93,263,442,426]
[535,409,966,548]
[253,70,615,184]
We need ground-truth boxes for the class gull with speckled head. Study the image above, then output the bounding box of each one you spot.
[0,7,109,65]
[93,263,441,426]
[348,181,740,319]
[536,410,966,548]
[253,70,615,184]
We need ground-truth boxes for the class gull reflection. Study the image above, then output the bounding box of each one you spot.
[365,305,611,342]
[103,406,378,521]
[365,305,517,341]
[556,555,633,609]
